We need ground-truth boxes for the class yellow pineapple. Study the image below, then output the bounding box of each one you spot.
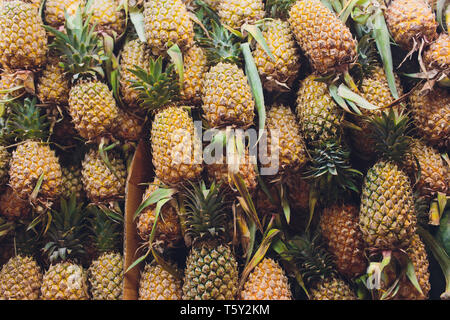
[36,55,70,105]
[44,0,85,27]
[217,0,265,29]
[423,33,450,71]
[89,0,125,36]
[0,187,31,220]
[139,263,182,300]
[180,45,208,104]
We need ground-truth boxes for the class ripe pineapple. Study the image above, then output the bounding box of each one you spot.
[296,75,343,145]
[119,39,152,109]
[281,233,357,300]
[403,139,449,199]
[113,110,143,142]
[359,110,417,250]
[0,146,10,188]
[319,204,367,278]
[423,33,450,71]
[81,148,126,203]
[385,0,438,51]
[287,0,357,74]
[180,45,208,104]
[8,98,63,203]
[264,104,307,175]
[217,0,265,29]
[139,263,182,300]
[0,0,48,70]
[143,0,194,56]
[36,55,70,106]
[0,187,31,220]
[240,258,292,300]
[45,8,120,141]
[61,165,85,201]
[182,181,239,300]
[253,19,301,91]
[409,86,449,150]
[40,196,90,300]
[0,225,42,300]
[44,0,85,27]
[0,71,30,100]
[137,178,182,247]
[89,0,125,36]
[286,172,310,211]
[87,206,123,300]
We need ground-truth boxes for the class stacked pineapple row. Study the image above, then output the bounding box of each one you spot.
[0,0,448,300]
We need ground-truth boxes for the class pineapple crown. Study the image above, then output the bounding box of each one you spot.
[43,194,88,264]
[368,108,413,163]
[128,56,180,112]
[198,20,243,66]
[87,206,122,255]
[303,140,362,203]
[12,223,43,258]
[183,180,229,245]
[43,8,107,82]
[352,35,380,85]
[265,0,296,19]
[4,97,49,143]
[281,232,338,286]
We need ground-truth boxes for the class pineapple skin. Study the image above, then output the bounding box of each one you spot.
[254,19,301,92]
[151,106,203,186]
[88,252,123,300]
[0,146,10,188]
[119,39,152,109]
[139,264,182,300]
[218,0,265,29]
[296,75,343,145]
[409,87,450,150]
[90,0,125,36]
[44,0,85,27]
[286,173,310,211]
[385,0,438,50]
[61,165,85,201]
[0,187,31,220]
[0,1,48,69]
[81,149,127,203]
[264,104,307,174]
[37,56,70,105]
[424,33,450,71]
[68,80,120,141]
[40,262,90,300]
[0,71,28,100]
[202,63,255,129]
[180,45,208,105]
[359,161,417,249]
[288,0,357,74]
[143,0,194,56]
[240,258,292,300]
[182,244,239,300]
[9,140,63,201]
[113,111,143,142]
[310,277,357,300]
[0,255,42,300]
[320,204,367,278]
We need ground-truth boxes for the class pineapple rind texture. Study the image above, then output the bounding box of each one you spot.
[37,56,70,105]
[424,33,450,71]
[218,0,265,29]
[139,264,182,300]
[310,277,357,300]
[40,262,89,300]
[240,258,292,300]
[180,45,208,104]
[44,0,85,27]
[88,252,123,300]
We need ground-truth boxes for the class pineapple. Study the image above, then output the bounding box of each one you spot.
[0,146,10,188]
[319,204,367,278]
[113,110,143,142]
[287,0,357,74]
[40,196,90,300]
[286,173,310,211]
[87,206,123,300]
[409,86,449,150]
[44,0,85,27]
[81,148,126,203]
[423,33,450,71]
[0,71,30,100]
[45,8,120,142]
[143,0,194,56]
[36,55,70,106]
[119,39,152,109]
[0,0,48,70]
[264,104,307,175]
[0,187,31,220]
[180,45,208,104]
[253,19,301,91]
[385,0,438,51]
[217,0,265,29]
[240,258,292,300]
[61,165,85,201]
[8,98,63,203]
[359,110,417,250]
[0,225,42,300]
[296,75,343,145]
[182,181,239,300]
[280,233,357,300]
[137,178,182,247]
[403,139,448,199]
[88,0,125,36]
[139,263,182,300]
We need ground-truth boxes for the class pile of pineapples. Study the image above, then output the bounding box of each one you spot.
[0,0,448,301]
